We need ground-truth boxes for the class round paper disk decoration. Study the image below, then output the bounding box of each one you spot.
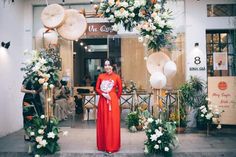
[163,60,177,78]
[35,28,58,49]
[146,52,170,74]
[150,71,167,89]
[41,4,65,28]
[57,9,87,40]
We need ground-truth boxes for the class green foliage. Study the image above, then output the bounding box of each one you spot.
[144,118,177,157]
[25,115,60,156]
[126,111,139,129]
[179,76,205,108]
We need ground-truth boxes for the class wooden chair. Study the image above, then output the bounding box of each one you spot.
[136,92,152,112]
[120,94,134,114]
[82,93,97,121]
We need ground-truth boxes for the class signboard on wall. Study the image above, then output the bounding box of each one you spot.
[213,52,228,70]
[208,77,236,125]
[85,23,117,37]
[187,45,206,81]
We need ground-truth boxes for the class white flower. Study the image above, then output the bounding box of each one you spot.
[38,129,44,135]
[155,119,162,124]
[35,136,43,143]
[201,114,204,117]
[154,144,159,149]
[39,139,48,147]
[206,113,213,120]
[217,124,221,129]
[147,118,154,123]
[43,82,48,90]
[49,84,54,89]
[205,97,210,101]
[36,144,42,149]
[150,134,158,141]
[201,108,207,114]
[40,115,45,119]
[112,24,119,32]
[38,78,45,84]
[158,140,161,144]
[30,132,35,136]
[155,129,163,138]
[35,154,40,157]
[108,0,115,6]
[63,131,68,136]
[164,147,169,152]
[129,6,134,12]
[138,36,144,42]
[200,105,205,110]
[144,145,149,153]
[120,2,128,8]
[47,132,55,139]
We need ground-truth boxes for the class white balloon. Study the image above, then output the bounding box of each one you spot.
[163,61,177,78]
[150,72,167,89]
[35,28,58,49]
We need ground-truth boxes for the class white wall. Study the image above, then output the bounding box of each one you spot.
[185,0,236,82]
[0,0,25,137]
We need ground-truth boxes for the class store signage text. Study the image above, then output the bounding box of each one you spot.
[189,56,206,71]
[86,23,117,36]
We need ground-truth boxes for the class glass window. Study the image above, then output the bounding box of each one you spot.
[207,4,236,17]
[206,30,236,76]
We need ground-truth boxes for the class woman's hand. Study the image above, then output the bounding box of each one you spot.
[102,93,111,100]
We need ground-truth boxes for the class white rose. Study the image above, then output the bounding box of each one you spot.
[164,147,169,151]
[35,154,40,157]
[39,139,47,147]
[36,145,42,149]
[154,144,159,149]
[38,129,44,135]
[30,132,35,136]
[49,84,54,89]
[38,78,45,84]
[47,132,55,139]
[35,136,43,143]
[158,140,161,144]
[147,118,153,123]
[40,115,45,119]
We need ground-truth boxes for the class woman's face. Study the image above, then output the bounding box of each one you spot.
[104,60,113,74]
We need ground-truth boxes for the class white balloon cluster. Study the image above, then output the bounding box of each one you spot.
[146,52,177,89]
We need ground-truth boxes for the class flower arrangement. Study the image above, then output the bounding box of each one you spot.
[25,115,61,156]
[144,118,177,157]
[21,49,61,90]
[197,97,224,129]
[99,0,173,51]
[126,103,151,132]
[169,106,187,128]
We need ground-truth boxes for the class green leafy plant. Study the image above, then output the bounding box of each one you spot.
[144,118,177,157]
[179,76,205,108]
[126,111,139,130]
[25,115,60,156]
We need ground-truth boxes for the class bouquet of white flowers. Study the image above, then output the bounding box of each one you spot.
[99,0,173,51]
[21,49,61,90]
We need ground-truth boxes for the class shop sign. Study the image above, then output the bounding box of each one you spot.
[208,77,236,124]
[187,45,206,81]
[85,23,117,36]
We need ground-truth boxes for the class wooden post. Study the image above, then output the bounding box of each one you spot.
[44,89,53,121]
[153,89,159,118]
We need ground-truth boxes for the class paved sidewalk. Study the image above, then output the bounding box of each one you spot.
[0,127,236,157]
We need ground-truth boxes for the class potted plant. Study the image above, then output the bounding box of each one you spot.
[126,111,139,132]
